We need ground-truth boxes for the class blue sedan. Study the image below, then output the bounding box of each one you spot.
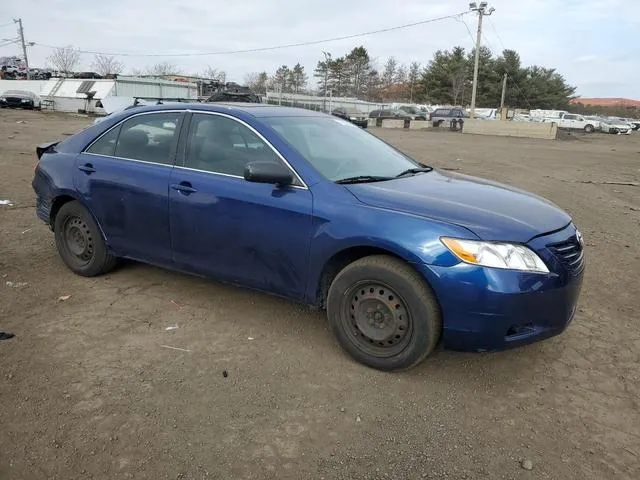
[32,103,584,370]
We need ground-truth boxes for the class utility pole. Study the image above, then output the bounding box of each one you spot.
[469,2,495,118]
[14,18,30,79]
[500,72,508,109]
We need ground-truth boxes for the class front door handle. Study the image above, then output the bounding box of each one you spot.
[78,163,95,174]
[171,182,198,195]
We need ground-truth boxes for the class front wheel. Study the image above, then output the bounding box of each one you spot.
[54,201,117,277]
[584,124,595,133]
[327,255,442,371]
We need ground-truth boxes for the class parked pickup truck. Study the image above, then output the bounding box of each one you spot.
[541,113,598,133]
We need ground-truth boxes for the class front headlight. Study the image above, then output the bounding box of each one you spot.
[441,237,549,273]
[21,99,30,103]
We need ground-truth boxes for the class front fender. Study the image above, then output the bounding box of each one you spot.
[304,200,479,303]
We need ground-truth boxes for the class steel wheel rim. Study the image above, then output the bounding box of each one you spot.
[63,216,94,265]
[342,281,413,358]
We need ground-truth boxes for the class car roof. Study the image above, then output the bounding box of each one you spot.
[121,102,327,118]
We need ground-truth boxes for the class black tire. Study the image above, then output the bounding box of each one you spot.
[326,255,442,371]
[584,124,594,133]
[53,200,117,277]
[434,120,442,127]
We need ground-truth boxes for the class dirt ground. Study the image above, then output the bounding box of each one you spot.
[1,109,639,480]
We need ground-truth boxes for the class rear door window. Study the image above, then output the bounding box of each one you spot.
[435,109,451,116]
[114,112,182,165]
[86,126,120,156]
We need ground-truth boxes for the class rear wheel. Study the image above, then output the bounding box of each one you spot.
[584,124,595,133]
[54,201,117,276]
[327,255,442,371]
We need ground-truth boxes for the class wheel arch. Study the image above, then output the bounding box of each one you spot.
[313,244,437,309]
[49,194,109,247]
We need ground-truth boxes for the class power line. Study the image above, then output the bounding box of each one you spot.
[456,16,476,45]
[484,17,533,109]
[0,38,19,48]
[32,11,470,58]
[0,21,16,29]
[487,17,507,51]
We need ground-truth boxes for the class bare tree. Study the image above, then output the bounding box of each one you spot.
[47,46,81,74]
[203,66,227,83]
[91,54,124,76]
[245,71,269,94]
[145,62,181,76]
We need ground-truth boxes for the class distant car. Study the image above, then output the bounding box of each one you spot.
[612,117,638,132]
[206,91,261,103]
[541,113,598,133]
[33,103,584,371]
[398,105,427,120]
[0,90,41,109]
[626,119,640,131]
[73,72,102,79]
[331,107,368,127]
[429,108,468,126]
[368,109,411,120]
[600,118,632,134]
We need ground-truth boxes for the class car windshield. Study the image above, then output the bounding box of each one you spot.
[265,116,423,182]
[401,106,419,114]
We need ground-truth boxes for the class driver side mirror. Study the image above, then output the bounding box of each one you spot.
[244,161,293,186]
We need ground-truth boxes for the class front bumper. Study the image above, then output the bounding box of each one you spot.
[1,99,34,108]
[416,224,584,352]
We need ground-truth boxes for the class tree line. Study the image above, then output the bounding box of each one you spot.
[245,45,576,109]
[46,43,577,109]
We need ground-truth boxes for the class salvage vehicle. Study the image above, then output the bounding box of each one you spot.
[368,108,412,120]
[599,117,632,134]
[397,105,427,121]
[32,104,584,371]
[0,89,41,109]
[331,107,368,128]
[428,107,468,126]
[542,113,598,133]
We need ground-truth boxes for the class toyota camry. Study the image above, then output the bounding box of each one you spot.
[32,103,584,370]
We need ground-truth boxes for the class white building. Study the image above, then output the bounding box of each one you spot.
[0,76,198,114]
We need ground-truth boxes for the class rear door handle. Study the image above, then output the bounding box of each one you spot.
[171,182,198,194]
[78,163,95,174]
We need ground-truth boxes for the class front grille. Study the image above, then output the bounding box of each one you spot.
[548,236,585,276]
[5,97,26,106]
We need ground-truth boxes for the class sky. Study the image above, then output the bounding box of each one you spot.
[2,0,639,99]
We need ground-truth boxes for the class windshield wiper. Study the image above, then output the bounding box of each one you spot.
[395,166,433,178]
[335,175,394,184]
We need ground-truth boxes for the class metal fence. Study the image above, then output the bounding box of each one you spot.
[264,91,386,113]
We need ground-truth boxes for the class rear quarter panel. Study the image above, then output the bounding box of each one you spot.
[33,151,82,225]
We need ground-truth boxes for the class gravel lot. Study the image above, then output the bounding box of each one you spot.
[1,109,639,480]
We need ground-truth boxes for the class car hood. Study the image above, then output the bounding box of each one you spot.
[345,170,571,242]
[2,92,32,99]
